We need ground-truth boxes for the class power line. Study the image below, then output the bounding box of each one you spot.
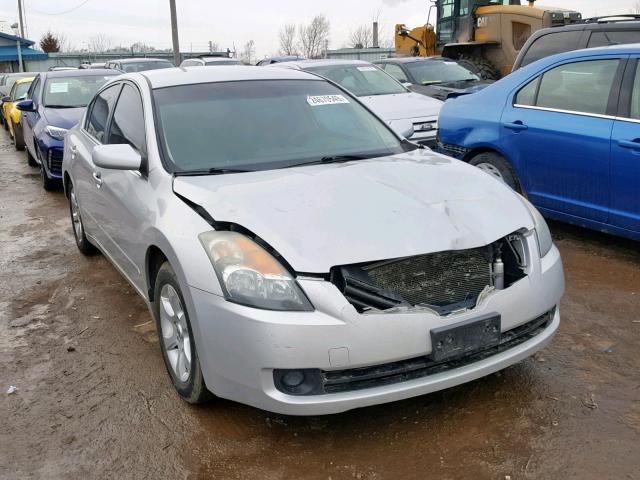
[28,0,91,16]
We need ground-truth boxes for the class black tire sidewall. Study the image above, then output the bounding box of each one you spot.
[153,263,209,403]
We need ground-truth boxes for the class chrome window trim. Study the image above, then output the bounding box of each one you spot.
[614,116,640,124]
[513,104,616,120]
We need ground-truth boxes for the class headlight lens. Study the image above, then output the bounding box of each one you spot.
[520,196,552,257]
[198,231,313,311]
[44,125,68,140]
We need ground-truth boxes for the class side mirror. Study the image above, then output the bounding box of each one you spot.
[1,96,11,103]
[92,143,142,170]
[401,82,412,88]
[388,119,415,139]
[16,99,35,112]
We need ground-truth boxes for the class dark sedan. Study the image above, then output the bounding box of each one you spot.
[374,57,493,101]
[17,69,119,190]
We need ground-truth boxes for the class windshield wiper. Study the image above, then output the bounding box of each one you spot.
[44,104,83,108]
[285,154,376,169]
[421,80,443,85]
[174,167,253,176]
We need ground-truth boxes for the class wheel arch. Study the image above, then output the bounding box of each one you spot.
[464,146,525,193]
[145,244,169,303]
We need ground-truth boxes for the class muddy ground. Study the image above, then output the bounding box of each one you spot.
[0,129,638,480]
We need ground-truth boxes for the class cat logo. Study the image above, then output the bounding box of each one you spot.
[477,16,488,28]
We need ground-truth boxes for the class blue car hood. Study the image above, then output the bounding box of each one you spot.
[43,107,84,129]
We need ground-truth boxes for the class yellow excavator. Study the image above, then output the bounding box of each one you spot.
[395,0,582,79]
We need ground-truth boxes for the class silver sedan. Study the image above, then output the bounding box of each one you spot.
[62,66,564,415]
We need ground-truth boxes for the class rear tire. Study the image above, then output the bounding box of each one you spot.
[469,152,522,193]
[68,182,97,255]
[13,122,25,151]
[457,54,500,80]
[153,262,212,404]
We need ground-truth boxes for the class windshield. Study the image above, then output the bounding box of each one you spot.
[13,81,32,100]
[305,64,406,97]
[43,75,116,108]
[5,74,32,89]
[154,79,404,173]
[121,61,173,72]
[406,60,479,84]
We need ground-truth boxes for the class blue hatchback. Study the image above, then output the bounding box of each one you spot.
[437,44,640,241]
[17,69,118,190]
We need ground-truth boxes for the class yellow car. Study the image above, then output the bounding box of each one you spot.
[2,76,34,150]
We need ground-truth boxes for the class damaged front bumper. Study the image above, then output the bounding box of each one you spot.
[184,236,564,415]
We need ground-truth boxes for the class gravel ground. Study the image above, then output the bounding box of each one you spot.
[1,129,638,480]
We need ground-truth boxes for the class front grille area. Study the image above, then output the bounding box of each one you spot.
[272,308,555,396]
[332,234,528,315]
[48,148,63,175]
[365,247,491,308]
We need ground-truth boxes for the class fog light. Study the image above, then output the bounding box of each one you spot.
[282,370,305,388]
[273,368,323,396]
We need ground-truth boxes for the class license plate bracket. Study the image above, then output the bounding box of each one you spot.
[430,314,501,362]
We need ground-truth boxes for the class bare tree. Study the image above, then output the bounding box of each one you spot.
[298,14,330,59]
[279,23,297,55]
[88,34,112,53]
[634,1,640,14]
[241,39,256,64]
[55,32,75,52]
[349,24,373,48]
[209,41,220,53]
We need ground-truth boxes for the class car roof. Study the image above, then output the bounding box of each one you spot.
[272,59,373,70]
[551,42,640,59]
[374,56,451,64]
[113,58,172,64]
[14,76,35,84]
[138,65,322,89]
[526,19,640,40]
[199,56,239,62]
[40,69,119,78]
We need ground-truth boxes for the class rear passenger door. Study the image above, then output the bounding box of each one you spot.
[501,57,625,223]
[610,59,640,233]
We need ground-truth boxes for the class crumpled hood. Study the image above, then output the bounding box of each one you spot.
[359,92,442,121]
[43,107,84,130]
[173,149,534,273]
[410,80,493,100]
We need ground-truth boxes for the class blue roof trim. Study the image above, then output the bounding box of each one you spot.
[0,46,48,62]
[0,31,35,46]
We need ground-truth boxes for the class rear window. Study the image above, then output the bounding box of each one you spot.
[520,31,582,67]
[121,61,173,73]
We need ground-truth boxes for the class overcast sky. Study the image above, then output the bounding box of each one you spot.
[0,0,637,57]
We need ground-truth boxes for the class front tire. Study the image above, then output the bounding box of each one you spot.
[68,182,97,255]
[153,262,212,404]
[26,144,38,167]
[457,54,500,80]
[469,151,522,193]
[41,164,59,191]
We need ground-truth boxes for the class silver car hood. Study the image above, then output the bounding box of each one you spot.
[173,149,533,273]
[359,92,442,121]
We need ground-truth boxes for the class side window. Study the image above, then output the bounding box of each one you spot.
[384,64,408,83]
[535,59,619,115]
[107,84,146,155]
[85,84,121,142]
[512,22,532,51]
[588,31,640,48]
[521,31,582,67]
[630,63,640,120]
[8,82,18,100]
[514,76,540,106]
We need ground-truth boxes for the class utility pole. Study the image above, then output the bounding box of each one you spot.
[169,0,180,66]
[17,0,25,38]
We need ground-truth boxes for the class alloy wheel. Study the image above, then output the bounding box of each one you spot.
[475,162,505,183]
[70,187,83,240]
[159,284,192,383]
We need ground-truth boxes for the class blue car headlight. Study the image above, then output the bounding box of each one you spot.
[44,125,68,140]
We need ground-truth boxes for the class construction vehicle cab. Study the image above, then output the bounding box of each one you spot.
[396,0,582,79]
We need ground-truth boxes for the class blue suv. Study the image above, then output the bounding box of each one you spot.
[17,69,118,190]
[437,44,640,241]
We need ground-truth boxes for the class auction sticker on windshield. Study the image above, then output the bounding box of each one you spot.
[49,82,69,93]
[307,95,349,106]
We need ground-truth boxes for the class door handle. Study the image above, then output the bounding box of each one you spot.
[618,139,640,150]
[92,171,102,188]
[504,121,528,131]
[70,144,77,160]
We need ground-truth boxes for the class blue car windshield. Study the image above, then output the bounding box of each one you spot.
[153,79,405,173]
[43,75,116,108]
